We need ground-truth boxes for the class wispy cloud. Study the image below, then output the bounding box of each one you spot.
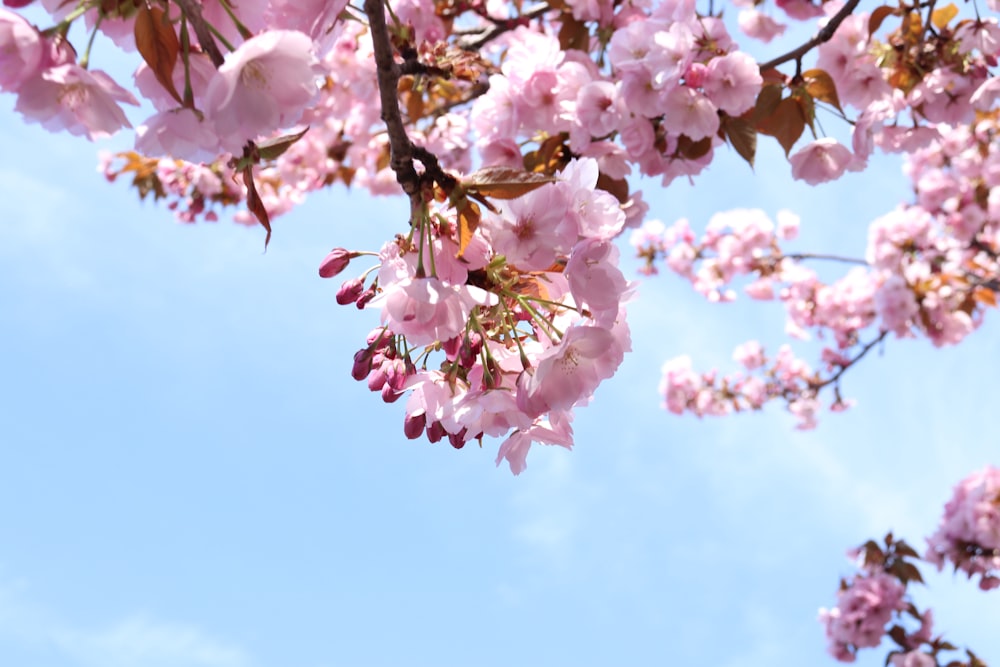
[0,577,251,667]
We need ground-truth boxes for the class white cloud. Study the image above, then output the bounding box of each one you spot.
[0,578,250,667]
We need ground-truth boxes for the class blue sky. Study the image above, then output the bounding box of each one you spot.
[2,17,1000,667]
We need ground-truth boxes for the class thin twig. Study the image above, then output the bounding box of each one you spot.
[458,4,552,51]
[783,252,870,266]
[811,330,889,391]
[758,0,863,72]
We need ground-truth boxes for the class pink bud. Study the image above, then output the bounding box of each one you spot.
[318,248,352,278]
[403,412,425,439]
[336,277,365,304]
[3,0,36,7]
[426,421,446,443]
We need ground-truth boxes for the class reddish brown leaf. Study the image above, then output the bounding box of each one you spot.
[461,166,556,199]
[868,5,897,37]
[242,165,272,250]
[558,13,589,52]
[455,198,481,258]
[756,96,806,156]
[751,84,783,125]
[931,3,958,28]
[721,114,757,168]
[676,134,712,160]
[803,68,843,113]
[596,172,629,203]
[974,286,998,307]
[134,3,182,106]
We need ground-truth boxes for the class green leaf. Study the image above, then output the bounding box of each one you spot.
[257,127,311,161]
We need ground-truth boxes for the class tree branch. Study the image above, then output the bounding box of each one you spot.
[363,0,420,198]
[758,0,863,72]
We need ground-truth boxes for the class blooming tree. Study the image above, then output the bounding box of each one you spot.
[1,0,998,662]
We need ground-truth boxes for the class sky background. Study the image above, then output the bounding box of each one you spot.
[1,8,999,667]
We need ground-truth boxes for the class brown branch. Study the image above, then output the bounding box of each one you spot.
[458,3,553,51]
[173,0,225,67]
[758,0,863,72]
[363,0,420,198]
[810,330,889,392]
[783,252,870,266]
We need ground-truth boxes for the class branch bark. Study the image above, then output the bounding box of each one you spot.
[363,0,421,198]
[758,0,863,72]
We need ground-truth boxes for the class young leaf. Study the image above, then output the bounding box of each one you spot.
[931,3,958,29]
[803,69,843,113]
[455,198,481,258]
[756,97,806,156]
[868,5,897,37]
[257,127,311,161]
[722,114,757,168]
[461,166,556,199]
[242,165,272,250]
[134,3,183,106]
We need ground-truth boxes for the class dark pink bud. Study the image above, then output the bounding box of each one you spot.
[385,358,410,392]
[3,0,36,7]
[356,287,376,309]
[318,248,352,278]
[336,277,365,305]
[351,349,372,381]
[448,428,468,449]
[367,362,387,392]
[381,383,404,403]
[403,412,426,439]
[442,336,462,360]
[426,421,446,443]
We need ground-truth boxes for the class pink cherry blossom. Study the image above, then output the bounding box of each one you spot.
[204,30,322,154]
[379,277,497,347]
[789,139,854,185]
[516,325,626,418]
[15,64,137,140]
[0,8,41,92]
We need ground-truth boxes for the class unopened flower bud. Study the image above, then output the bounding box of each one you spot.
[319,248,353,278]
[426,420,446,443]
[351,348,372,381]
[403,412,426,439]
[381,383,404,403]
[336,277,365,304]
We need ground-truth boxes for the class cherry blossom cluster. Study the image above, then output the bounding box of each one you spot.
[925,466,1000,591]
[820,534,959,666]
[634,104,1000,426]
[323,158,633,474]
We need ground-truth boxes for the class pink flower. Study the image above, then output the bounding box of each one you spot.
[379,277,497,347]
[204,30,321,154]
[819,571,907,661]
[789,139,853,185]
[737,9,786,43]
[702,52,762,116]
[14,63,137,140]
[925,466,1000,589]
[135,108,222,162]
[565,238,628,324]
[494,416,574,475]
[0,8,42,92]
[660,86,719,140]
[516,325,626,418]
